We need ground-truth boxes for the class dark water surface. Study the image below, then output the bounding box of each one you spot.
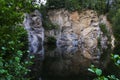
[28,45,120,80]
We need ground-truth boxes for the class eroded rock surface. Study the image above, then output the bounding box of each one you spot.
[47,9,114,60]
[23,10,44,56]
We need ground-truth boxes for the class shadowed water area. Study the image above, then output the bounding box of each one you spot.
[27,44,120,80]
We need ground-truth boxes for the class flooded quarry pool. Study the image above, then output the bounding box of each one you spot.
[27,45,120,80]
[23,10,120,80]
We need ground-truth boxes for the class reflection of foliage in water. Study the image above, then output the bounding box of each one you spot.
[45,45,56,51]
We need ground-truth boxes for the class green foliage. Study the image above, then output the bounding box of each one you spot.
[47,0,81,11]
[107,0,120,54]
[110,8,120,54]
[80,0,106,13]
[0,0,37,79]
[99,23,108,35]
[46,0,108,13]
[108,1,120,35]
[113,43,120,54]
[108,75,119,80]
[0,0,35,26]
[65,0,81,11]
[88,65,119,80]
[107,9,117,23]
[99,23,111,42]
[0,26,33,80]
[95,0,106,14]
[88,65,102,76]
[112,9,120,41]
[39,5,59,30]
[43,20,59,30]
[41,0,119,30]
[41,0,112,30]
[111,54,120,67]
[88,53,120,79]
[0,26,27,53]
[47,36,56,44]
[46,0,65,9]
[107,0,120,22]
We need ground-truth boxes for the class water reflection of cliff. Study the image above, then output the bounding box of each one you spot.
[28,44,111,80]
[25,10,113,80]
[43,44,111,77]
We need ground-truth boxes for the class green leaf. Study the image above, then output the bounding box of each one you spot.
[30,56,35,59]
[88,68,95,73]
[17,50,23,56]
[0,69,7,74]
[15,57,20,62]
[91,65,95,68]
[114,55,119,58]
[103,77,108,80]
[25,61,28,64]
[1,47,7,50]
[8,41,14,44]
[95,68,102,76]
[6,75,12,80]
[117,60,120,64]
[108,75,119,80]
[0,61,3,67]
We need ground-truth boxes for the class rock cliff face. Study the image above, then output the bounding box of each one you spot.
[23,10,44,56]
[25,10,115,77]
[46,9,114,59]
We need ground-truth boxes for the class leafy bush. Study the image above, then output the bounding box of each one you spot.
[80,0,106,13]
[43,19,59,30]
[88,54,120,80]
[107,9,117,23]
[46,0,108,13]
[0,0,36,79]
[0,0,35,26]
[111,54,120,67]
[47,36,56,44]
[88,65,119,80]
[65,0,81,11]
[95,0,106,14]
[46,0,65,9]
[107,0,120,22]
[47,0,81,11]
[113,43,120,54]
[110,9,120,54]
[38,5,59,30]
[112,9,120,41]
[0,26,33,80]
